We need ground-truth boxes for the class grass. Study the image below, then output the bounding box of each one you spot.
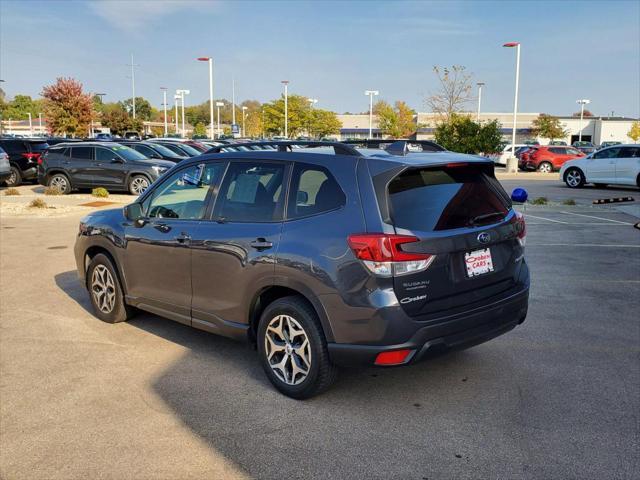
[562,199,577,206]
[44,186,62,195]
[28,198,48,209]
[530,197,548,205]
[4,188,20,196]
[92,187,109,198]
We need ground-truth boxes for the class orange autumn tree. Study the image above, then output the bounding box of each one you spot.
[41,77,93,137]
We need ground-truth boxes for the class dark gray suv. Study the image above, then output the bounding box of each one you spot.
[74,141,529,398]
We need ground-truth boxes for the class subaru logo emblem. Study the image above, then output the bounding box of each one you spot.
[477,232,491,244]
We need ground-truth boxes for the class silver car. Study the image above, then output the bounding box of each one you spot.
[0,147,11,184]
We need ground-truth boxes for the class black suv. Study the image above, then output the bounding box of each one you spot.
[0,138,50,186]
[39,142,175,195]
[116,140,188,162]
[74,141,529,399]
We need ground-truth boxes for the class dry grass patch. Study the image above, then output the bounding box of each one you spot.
[4,188,20,196]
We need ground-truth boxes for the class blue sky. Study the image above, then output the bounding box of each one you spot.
[1,0,639,116]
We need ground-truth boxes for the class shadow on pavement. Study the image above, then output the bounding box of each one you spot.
[55,270,93,314]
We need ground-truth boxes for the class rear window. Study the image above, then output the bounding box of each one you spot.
[28,142,49,152]
[388,164,510,232]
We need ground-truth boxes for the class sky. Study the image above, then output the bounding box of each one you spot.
[1,0,639,117]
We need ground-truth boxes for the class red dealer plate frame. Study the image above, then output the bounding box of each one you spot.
[465,248,494,277]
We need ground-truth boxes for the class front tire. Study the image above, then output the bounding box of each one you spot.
[6,166,22,187]
[48,173,71,194]
[128,175,150,195]
[257,296,337,399]
[538,161,553,173]
[565,167,585,188]
[86,254,135,323]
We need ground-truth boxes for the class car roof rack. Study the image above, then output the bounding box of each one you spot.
[385,141,412,156]
[205,140,362,157]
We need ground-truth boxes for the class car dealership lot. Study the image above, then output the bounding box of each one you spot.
[1,181,638,479]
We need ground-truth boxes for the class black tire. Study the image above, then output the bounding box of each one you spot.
[128,175,150,195]
[257,296,337,399]
[594,183,608,189]
[47,173,72,194]
[564,167,585,188]
[86,253,135,323]
[538,161,553,173]
[6,166,22,187]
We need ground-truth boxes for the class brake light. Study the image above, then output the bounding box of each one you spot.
[21,152,41,163]
[375,349,414,366]
[445,162,468,168]
[347,234,435,277]
[514,211,526,247]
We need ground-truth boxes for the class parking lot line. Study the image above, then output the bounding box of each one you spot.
[560,211,634,225]
[529,243,640,248]
[522,214,568,224]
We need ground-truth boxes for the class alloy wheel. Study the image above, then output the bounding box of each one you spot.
[50,175,68,192]
[7,170,17,186]
[539,163,552,173]
[91,265,116,314]
[130,177,149,195]
[566,170,582,187]
[264,314,312,386]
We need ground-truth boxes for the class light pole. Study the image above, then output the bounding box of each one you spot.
[197,57,215,139]
[38,113,42,135]
[160,87,168,136]
[281,80,289,137]
[176,89,190,137]
[308,98,318,138]
[174,95,180,134]
[27,112,32,136]
[476,82,485,122]
[503,42,521,173]
[215,101,224,138]
[242,106,248,137]
[576,99,591,142]
[364,90,379,139]
[127,54,139,119]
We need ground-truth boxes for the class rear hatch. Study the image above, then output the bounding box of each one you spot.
[385,162,525,318]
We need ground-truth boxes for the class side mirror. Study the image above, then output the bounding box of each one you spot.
[124,203,146,227]
[511,188,528,203]
[111,157,124,164]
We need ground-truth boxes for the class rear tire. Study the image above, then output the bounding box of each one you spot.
[48,173,71,194]
[6,166,22,187]
[128,175,150,195]
[564,167,585,188]
[257,296,337,399]
[86,254,135,323]
[538,161,553,173]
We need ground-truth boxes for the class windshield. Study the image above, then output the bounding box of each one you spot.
[108,145,147,161]
[174,143,200,156]
[146,142,184,158]
[29,142,50,152]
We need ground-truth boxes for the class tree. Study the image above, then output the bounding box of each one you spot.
[192,122,207,137]
[101,103,141,135]
[425,65,473,120]
[531,114,568,141]
[628,121,640,143]
[41,77,93,137]
[434,114,503,154]
[120,97,153,121]
[263,94,310,137]
[308,109,341,138]
[374,100,415,138]
[572,110,594,117]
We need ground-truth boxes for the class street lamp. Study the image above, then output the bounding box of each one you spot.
[160,87,168,136]
[242,106,248,137]
[503,42,521,173]
[281,80,289,137]
[197,57,215,139]
[364,90,379,139]
[176,89,190,137]
[38,112,43,135]
[476,82,485,122]
[576,99,591,142]
[174,95,180,134]
[27,112,32,136]
[216,101,224,139]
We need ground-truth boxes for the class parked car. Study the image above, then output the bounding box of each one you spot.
[0,138,50,186]
[560,145,640,189]
[342,139,446,153]
[0,146,11,184]
[38,142,174,195]
[548,140,568,146]
[572,141,596,155]
[74,140,529,399]
[496,144,529,166]
[149,138,209,152]
[94,133,114,141]
[148,140,202,157]
[117,140,188,162]
[598,141,622,150]
[519,145,584,172]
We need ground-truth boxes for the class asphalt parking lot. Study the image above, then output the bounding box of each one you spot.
[1,180,639,479]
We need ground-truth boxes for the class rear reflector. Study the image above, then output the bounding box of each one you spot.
[375,349,414,366]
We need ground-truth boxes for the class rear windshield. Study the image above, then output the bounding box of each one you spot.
[146,142,183,158]
[388,164,510,232]
[28,142,49,152]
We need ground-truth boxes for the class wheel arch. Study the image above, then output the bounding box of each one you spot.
[563,165,585,182]
[84,245,128,295]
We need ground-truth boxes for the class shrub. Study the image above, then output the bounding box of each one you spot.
[4,188,20,196]
[92,187,109,198]
[562,199,576,206]
[44,186,62,195]
[531,197,548,205]
[28,198,47,209]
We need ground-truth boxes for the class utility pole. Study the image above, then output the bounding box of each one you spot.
[232,76,236,126]
[576,99,591,142]
[160,87,168,136]
[127,54,140,119]
[281,80,289,137]
[364,90,379,139]
[174,95,180,134]
[476,82,485,122]
[216,101,224,139]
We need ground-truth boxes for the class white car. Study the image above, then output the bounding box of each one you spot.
[560,145,640,188]
[496,144,529,166]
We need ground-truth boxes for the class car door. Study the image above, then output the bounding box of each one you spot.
[586,147,620,183]
[190,160,288,332]
[68,146,96,187]
[94,146,127,188]
[615,147,640,185]
[123,162,225,323]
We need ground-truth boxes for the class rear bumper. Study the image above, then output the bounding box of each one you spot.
[327,284,529,367]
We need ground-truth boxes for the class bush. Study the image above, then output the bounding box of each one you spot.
[434,114,503,154]
[562,199,576,206]
[44,186,62,195]
[92,187,109,198]
[4,188,20,196]
[28,198,47,209]
[531,197,548,205]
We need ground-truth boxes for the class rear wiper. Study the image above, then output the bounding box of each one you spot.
[468,212,505,226]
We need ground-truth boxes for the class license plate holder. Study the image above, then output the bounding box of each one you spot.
[465,248,494,277]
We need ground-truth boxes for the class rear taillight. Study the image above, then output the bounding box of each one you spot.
[21,152,41,163]
[514,211,526,247]
[347,234,435,277]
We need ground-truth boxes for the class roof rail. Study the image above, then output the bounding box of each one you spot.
[205,140,362,157]
[385,141,410,156]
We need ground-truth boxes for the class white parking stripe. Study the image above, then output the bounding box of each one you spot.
[529,243,640,248]
[560,211,633,225]
[523,214,568,224]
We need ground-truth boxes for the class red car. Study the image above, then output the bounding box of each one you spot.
[519,145,585,173]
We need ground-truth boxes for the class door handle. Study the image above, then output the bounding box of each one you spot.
[176,232,191,245]
[250,238,273,250]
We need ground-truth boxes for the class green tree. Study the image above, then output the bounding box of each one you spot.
[41,77,93,137]
[425,65,474,120]
[120,97,153,121]
[627,121,640,143]
[2,95,42,120]
[434,114,503,154]
[101,103,140,135]
[263,94,311,137]
[192,122,207,137]
[531,114,568,141]
[374,100,416,138]
[309,109,341,138]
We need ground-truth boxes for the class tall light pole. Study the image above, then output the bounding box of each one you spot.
[197,57,215,139]
[503,42,521,173]
[308,98,318,138]
[216,102,224,138]
[176,89,190,137]
[160,87,168,136]
[576,99,591,142]
[364,90,379,139]
[127,54,139,119]
[174,95,180,134]
[232,76,236,128]
[281,80,289,137]
[242,106,248,137]
[38,112,42,135]
[476,82,485,122]
[27,112,32,136]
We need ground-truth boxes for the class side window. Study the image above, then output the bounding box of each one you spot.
[2,141,23,154]
[618,147,640,158]
[215,162,286,222]
[145,163,224,220]
[96,147,118,162]
[594,147,621,159]
[71,146,93,161]
[134,145,155,158]
[549,147,563,154]
[566,148,581,155]
[288,164,346,219]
